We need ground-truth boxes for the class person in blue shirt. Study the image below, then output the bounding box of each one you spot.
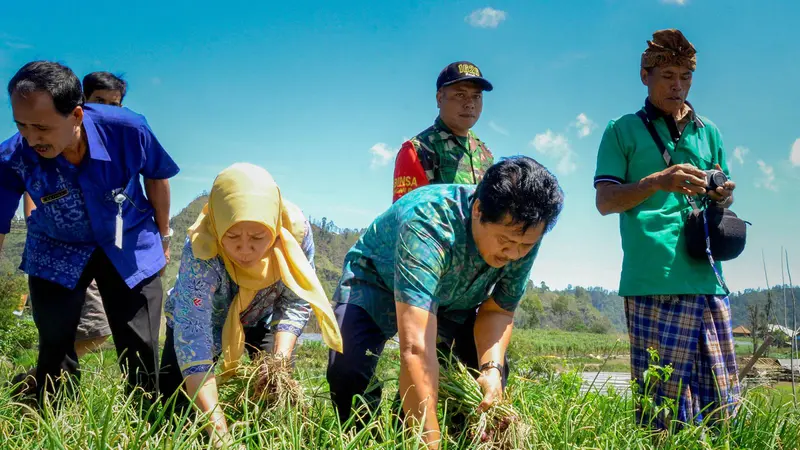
[82,71,127,107]
[326,156,564,448]
[0,61,179,403]
[12,71,131,397]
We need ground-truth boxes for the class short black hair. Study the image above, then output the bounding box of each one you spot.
[7,61,83,116]
[474,156,564,234]
[82,71,127,101]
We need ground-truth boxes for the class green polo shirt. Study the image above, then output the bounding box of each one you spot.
[593,100,730,297]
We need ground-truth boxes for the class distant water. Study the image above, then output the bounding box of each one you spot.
[580,372,631,395]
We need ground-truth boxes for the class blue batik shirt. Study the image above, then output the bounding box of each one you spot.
[337,184,541,337]
[0,104,180,289]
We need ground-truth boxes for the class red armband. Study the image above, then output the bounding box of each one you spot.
[392,142,429,203]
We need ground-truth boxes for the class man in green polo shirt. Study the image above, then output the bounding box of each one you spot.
[593,29,740,430]
[392,61,494,203]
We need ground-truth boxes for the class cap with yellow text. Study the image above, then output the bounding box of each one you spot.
[436,61,493,92]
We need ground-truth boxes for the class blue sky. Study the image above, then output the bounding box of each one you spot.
[1,0,798,293]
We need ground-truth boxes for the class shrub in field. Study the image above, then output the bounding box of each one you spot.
[0,318,38,359]
[0,273,37,359]
[515,356,561,381]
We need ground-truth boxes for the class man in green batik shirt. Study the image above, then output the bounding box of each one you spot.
[330,157,565,449]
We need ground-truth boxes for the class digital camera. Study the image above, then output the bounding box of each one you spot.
[704,169,728,192]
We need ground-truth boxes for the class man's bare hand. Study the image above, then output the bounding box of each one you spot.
[476,368,503,412]
[159,240,170,276]
[653,163,708,196]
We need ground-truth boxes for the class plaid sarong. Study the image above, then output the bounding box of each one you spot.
[625,295,741,430]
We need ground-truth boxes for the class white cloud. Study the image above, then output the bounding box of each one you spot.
[369,143,396,169]
[488,120,509,136]
[530,130,577,174]
[791,139,800,167]
[1,34,32,50]
[755,160,778,192]
[733,146,750,165]
[661,0,688,5]
[572,113,596,138]
[4,41,32,50]
[465,7,507,28]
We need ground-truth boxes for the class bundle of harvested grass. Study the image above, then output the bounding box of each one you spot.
[438,358,530,449]
[245,354,305,410]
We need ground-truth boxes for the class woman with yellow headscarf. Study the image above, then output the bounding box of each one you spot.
[159,162,341,446]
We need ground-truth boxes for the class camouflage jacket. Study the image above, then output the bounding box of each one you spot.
[392,117,494,202]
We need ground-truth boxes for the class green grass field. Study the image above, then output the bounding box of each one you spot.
[0,330,797,449]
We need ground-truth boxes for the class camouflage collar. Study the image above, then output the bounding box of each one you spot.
[432,116,474,149]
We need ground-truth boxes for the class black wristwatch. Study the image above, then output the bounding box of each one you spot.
[479,361,503,375]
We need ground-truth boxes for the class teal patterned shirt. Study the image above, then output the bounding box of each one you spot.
[336,184,540,337]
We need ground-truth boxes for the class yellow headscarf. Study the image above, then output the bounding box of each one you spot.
[187,163,343,378]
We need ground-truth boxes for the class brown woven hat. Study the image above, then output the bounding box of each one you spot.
[641,29,697,71]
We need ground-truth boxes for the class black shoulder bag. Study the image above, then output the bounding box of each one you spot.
[635,110,749,294]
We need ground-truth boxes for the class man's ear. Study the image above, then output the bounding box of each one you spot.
[640,68,649,86]
[71,106,84,124]
[472,199,482,221]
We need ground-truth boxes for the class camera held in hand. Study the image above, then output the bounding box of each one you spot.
[704,169,728,193]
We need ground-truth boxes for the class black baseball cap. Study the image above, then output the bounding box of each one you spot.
[436,61,493,92]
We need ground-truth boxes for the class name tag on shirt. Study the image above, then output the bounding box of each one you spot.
[41,189,69,204]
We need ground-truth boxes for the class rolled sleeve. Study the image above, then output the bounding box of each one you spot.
[139,123,180,180]
[167,238,222,378]
[593,120,628,187]
[492,242,540,312]
[393,219,448,315]
[271,221,314,335]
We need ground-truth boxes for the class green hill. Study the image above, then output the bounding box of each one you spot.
[513,283,617,334]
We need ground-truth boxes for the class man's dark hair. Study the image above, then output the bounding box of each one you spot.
[82,71,127,101]
[7,61,84,116]
[474,156,564,234]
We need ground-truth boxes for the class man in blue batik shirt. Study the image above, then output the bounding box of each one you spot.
[0,61,179,402]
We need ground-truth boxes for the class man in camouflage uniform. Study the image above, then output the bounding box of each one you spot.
[392,61,495,202]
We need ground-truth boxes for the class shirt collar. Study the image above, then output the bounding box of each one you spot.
[433,116,477,155]
[643,97,705,129]
[81,110,111,162]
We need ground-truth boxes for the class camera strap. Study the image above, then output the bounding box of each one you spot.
[703,208,731,295]
[636,110,730,296]
[635,110,699,211]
